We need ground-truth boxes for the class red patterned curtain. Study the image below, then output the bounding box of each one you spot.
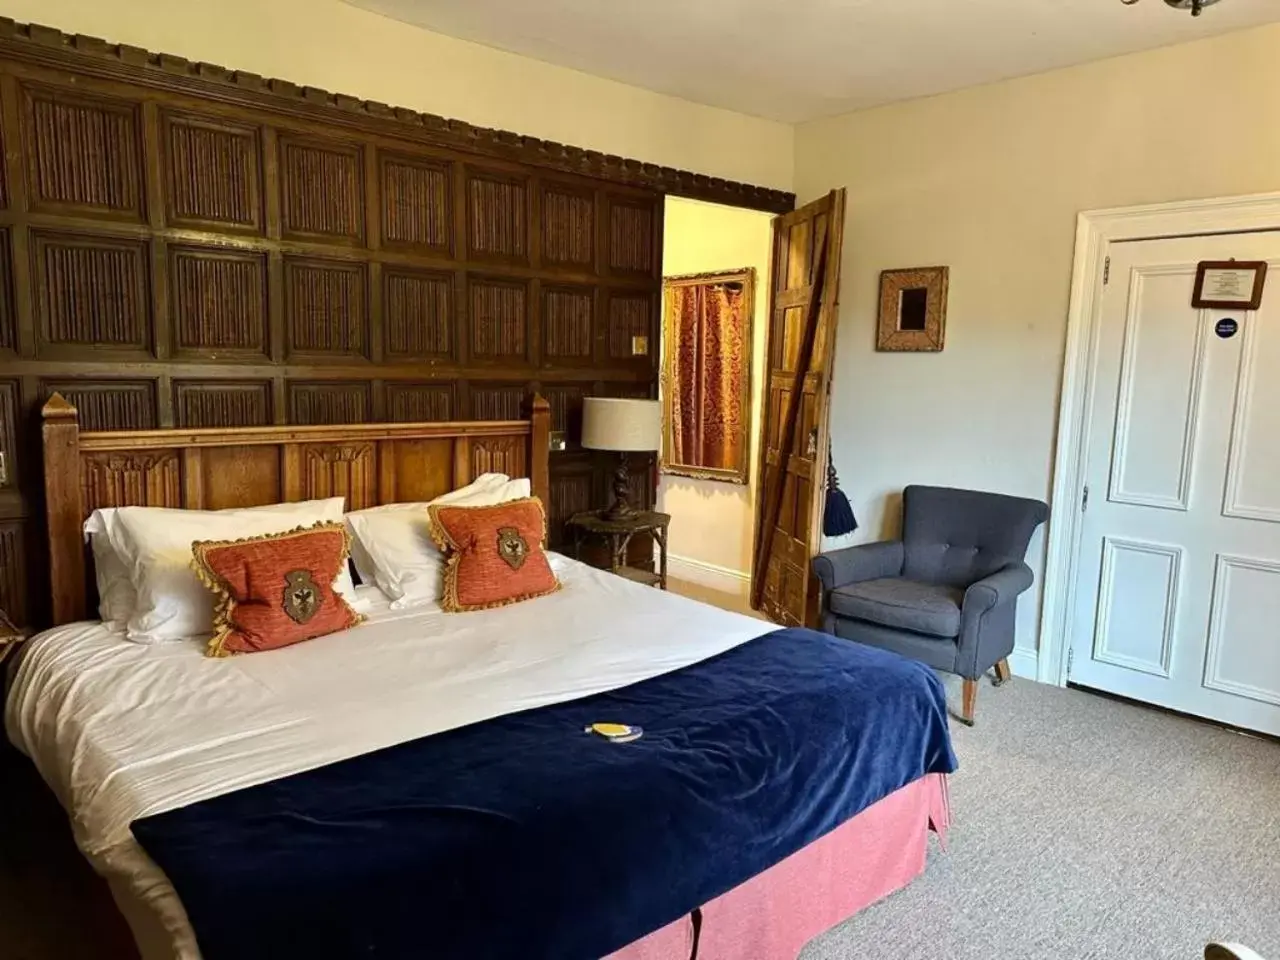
[666,281,747,471]
[699,284,746,468]
[667,285,699,464]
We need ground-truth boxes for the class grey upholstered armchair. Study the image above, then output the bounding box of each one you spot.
[812,485,1048,725]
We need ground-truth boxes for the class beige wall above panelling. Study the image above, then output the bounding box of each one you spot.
[794,22,1280,670]
[0,0,793,192]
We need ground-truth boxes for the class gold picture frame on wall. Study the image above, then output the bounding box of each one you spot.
[661,268,755,485]
[876,266,949,352]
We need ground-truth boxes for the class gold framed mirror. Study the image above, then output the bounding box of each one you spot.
[660,268,755,485]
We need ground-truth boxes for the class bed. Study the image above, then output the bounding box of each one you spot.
[5,394,956,960]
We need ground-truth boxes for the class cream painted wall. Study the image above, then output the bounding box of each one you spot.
[795,23,1280,672]
[658,198,773,595]
[0,0,792,190]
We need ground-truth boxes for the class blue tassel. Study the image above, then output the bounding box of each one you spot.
[823,459,858,537]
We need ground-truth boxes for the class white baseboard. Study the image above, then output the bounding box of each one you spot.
[665,553,751,597]
[1008,647,1039,680]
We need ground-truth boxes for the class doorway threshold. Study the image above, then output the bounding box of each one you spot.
[1067,683,1280,745]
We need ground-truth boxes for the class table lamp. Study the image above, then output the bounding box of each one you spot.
[581,397,661,521]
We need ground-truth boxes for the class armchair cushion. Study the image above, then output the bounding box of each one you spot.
[812,540,905,591]
[829,578,963,639]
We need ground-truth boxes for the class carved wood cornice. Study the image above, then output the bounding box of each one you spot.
[0,18,795,214]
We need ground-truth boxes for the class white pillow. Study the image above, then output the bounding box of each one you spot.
[103,498,363,643]
[345,473,512,584]
[346,474,531,609]
[83,509,134,628]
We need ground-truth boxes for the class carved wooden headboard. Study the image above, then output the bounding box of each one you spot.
[41,392,550,627]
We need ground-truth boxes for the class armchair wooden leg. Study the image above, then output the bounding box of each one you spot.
[959,678,978,727]
[993,658,1012,686]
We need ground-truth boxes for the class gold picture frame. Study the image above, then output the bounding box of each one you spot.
[877,266,949,352]
[660,268,755,485]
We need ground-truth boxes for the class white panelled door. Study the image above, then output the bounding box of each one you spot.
[1071,232,1280,736]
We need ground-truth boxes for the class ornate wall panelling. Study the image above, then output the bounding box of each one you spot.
[541,182,595,271]
[380,152,452,256]
[547,455,596,549]
[385,381,454,423]
[607,196,658,278]
[38,380,158,431]
[278,133,365,244]
[607,290,656,366]
[0,19,736,626]
[542,284,595,366]
[467,382,528,422]
[173,379,272,428]
[286,381,373,425]
[0,519,30,626]
[284,255,370,360]
[0,377,23,622]
[160,110,264,233]
[0,379,18,491]
[169,244,268,359]
[0,230,17,353]
[22,81,145,222]
[33,231,152,358]
[384,267,454,360]
[541,382,590,438]
[468,274,529,364]
[466,168,529,265]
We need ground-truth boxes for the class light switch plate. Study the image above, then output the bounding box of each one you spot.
[631,335,649,356]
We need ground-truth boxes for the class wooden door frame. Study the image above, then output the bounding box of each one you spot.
[1040,190,1280,688]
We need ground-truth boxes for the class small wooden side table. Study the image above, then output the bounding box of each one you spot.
[567,510,671,590]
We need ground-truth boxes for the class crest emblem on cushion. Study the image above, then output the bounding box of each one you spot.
[283,569,322,624]
[496,526,529,570]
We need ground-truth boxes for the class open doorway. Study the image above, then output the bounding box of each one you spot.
[656,197,774,609]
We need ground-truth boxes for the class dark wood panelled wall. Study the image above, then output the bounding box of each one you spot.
[0,20,794,628]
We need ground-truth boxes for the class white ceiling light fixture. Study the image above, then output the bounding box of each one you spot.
[1120,0,1224,16]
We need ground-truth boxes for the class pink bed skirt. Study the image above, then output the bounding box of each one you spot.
[605,773,950,960]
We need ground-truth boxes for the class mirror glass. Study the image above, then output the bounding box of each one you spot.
[661,268,754,484]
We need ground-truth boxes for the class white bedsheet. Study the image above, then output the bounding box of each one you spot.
[4,556,768,959]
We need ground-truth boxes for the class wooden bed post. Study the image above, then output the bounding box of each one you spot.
[42,394,86,625]
[530,394,551,508]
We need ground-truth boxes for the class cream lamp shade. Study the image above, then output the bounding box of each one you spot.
[581,398,660,452]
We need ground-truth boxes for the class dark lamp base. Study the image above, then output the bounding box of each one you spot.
[603,451,637,520]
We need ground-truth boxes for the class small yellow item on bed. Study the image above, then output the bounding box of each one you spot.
[585,722,644,743]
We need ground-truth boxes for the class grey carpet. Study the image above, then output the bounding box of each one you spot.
[801,675,1280,960]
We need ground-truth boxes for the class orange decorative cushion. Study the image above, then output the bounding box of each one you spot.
[192,523,364,657]
[426,497,560,612]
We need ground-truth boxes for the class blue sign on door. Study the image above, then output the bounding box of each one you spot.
[1215,317,1239,339]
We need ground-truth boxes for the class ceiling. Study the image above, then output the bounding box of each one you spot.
[342,0,1280,123]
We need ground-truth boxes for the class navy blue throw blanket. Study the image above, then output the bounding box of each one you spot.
[132,628,956,960]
